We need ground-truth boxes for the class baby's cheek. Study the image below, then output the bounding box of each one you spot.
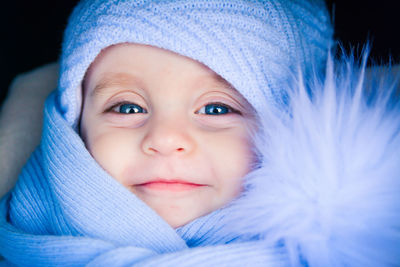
[219,134,252,170]
[205,131,252,197]
[86,131,135,184]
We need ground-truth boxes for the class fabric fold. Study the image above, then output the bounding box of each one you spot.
[1,56,400,266]
[0,92,286,266]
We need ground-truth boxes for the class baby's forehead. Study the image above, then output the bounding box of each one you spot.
[87,69,242,102]
[84,44,239,96]
[87,43,227,76]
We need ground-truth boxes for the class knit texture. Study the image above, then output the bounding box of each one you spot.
[0,92,289,266]
[58,0,333,127]
[0,0,339,265]
[1,53,400,266]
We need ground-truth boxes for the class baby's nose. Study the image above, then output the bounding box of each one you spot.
[141,119,195,156]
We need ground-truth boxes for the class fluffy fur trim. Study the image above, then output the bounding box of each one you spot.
[224,53,400,266]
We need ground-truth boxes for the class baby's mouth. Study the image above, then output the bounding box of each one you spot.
[135,179,207,192]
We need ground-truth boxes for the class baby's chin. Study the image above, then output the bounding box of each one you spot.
[145,199,211,228]
[128,185,219,228]
[160,210,198,229]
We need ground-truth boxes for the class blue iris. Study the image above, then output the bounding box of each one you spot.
[204,104,230,115]
[118,103,146,114]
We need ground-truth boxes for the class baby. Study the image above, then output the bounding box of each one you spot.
[79,43,258,228]
[0,0,333,265]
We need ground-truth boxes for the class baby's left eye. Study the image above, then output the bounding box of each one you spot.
[110,103,147,114]
[197,103,239,115]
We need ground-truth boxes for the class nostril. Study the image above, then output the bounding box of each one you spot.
[148,147,158,153]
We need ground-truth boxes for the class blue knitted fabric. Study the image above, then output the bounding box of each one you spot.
[0,92,290,266]
[58,0,333,127]
[0,0,336,266]
[2,59,400,266]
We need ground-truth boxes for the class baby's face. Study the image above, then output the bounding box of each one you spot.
[80,44,256,228]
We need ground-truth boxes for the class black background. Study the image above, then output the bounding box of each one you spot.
[1,0,399,105]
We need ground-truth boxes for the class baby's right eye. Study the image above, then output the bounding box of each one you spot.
[111,103,147,114]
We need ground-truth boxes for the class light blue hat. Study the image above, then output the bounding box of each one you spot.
[59,0,333,126]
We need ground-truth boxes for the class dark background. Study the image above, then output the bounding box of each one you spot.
[1,0,399,105]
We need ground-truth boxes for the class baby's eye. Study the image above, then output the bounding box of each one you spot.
[112,103,147,114]
[197,103,239,115]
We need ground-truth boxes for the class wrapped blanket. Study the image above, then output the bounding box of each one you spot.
[0,55,399,266]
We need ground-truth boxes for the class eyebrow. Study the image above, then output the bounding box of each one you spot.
[199,73,247,102]
[204,73,257,116]
[193,72,236,94]
[90,71,248,108]
[90,72,144,97]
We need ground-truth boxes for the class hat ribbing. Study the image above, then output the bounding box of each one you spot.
[59,0,333,126]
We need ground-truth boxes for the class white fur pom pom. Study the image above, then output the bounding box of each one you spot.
[225,54,400,266]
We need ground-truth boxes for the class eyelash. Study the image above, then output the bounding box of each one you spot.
[106,101,147,114]
[196,102,242,115]
[105,101,241,115]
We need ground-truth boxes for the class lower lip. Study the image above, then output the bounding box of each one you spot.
[136,181,205,192]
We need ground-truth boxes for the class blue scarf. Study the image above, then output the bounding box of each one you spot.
[0,92,287,266]
[1,58,400,266]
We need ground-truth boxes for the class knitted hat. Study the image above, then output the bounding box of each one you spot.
[59,0,333,126]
